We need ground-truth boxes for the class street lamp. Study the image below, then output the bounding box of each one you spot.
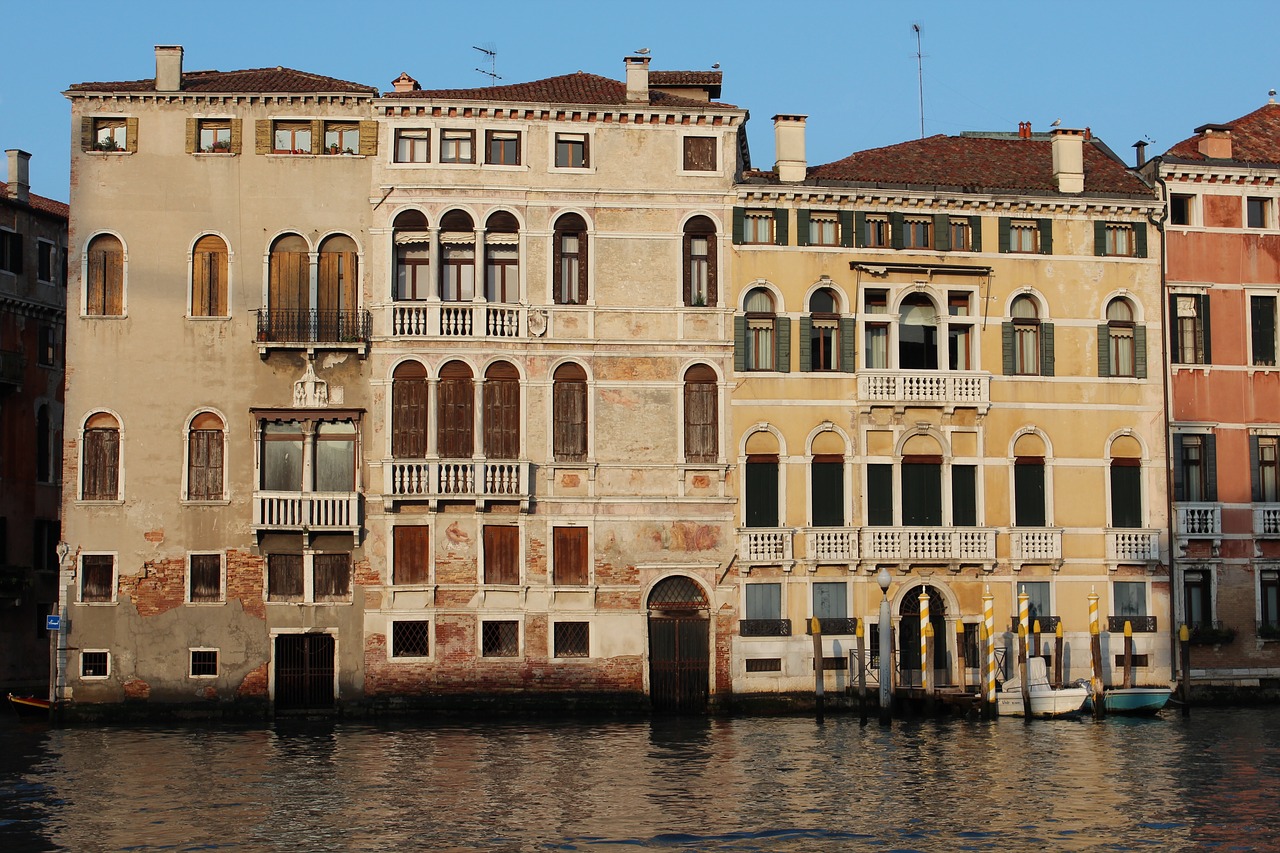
[877,567,892,724]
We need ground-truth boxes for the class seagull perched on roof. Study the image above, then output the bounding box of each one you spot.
[1050,118,1062,127]
[635,48,650,55]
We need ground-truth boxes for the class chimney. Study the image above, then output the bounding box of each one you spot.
[392,72,420,93]
[1051,128,1085,193]
[773,114,807,183]
[155,45,184,92]
[5,149,30,205]
[1132,140,1147,168]
[1195,124,1233,160]
[624,55,650,104]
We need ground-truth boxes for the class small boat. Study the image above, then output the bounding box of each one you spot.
[1087,686,1173,715]
[7,693,52,719]
[996,657,1089,718]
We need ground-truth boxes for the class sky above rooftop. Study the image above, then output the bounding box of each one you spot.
[3,0,1277,202]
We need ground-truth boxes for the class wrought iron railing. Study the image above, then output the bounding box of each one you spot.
[256,309,371,344]
[809,617,859,636]
[1187,620,1236,644]
[1009,615,1061,633]
[739,619,792,637]
[1107,615,1158,633]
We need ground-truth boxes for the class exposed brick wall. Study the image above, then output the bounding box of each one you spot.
[122,677,151,699]
[119,556,186,618]
[237,661,268,698]
[597,590,641,610]
[353,557,378,587]
[227,550,265,620]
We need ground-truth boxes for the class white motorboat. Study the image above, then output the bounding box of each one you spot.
[996,657,1089,718]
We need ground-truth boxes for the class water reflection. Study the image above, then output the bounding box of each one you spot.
[1,710,1278,851]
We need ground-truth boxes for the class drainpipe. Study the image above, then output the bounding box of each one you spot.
[1151,162,1177,684]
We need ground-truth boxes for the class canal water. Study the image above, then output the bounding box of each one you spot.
[2,708,1278,851]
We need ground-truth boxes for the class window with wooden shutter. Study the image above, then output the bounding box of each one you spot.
[901,458,943,527]
[189,554,222,602]
[267,234,310,340]
[1252,295,1277,366]
[313,553,351,601]
[393,526,430,585]
[187,412,225,500]
[1014,458,1046,527]
[553,363,587,461]
[867,464,894,526]
[683,216,716,307]
[483,361,520,460]
[391,361,428,458]
[317,234,358,341]
[85,234,124,316]
[553,213,588,305]
[811,456,844,527]
[483,525,519,585]
[683,136,716,171]
[683,365,718,463]
[952,464,977,527]
[437,361,474,459]
[745,456,779,528]
[267,553,304,601]
[271,121,312,154]
[81,555,115,602]
[191,234,228,317]
[82,413,120,501]
[1109,458,1143,528]
[553,526,588,585]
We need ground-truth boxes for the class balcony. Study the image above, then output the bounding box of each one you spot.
[0,349,24,391]
[738,528,794,565]
[1176,503,1221,535]
[1008,615,1061,633]
[1106,529,1161,563]
[856,370,990,414]
[739,619,792,637]
[1187,621,1236,645]
[253,491,361,540]
[804,527,859,562]
[808,617,860,636]
[383,459,531,511]
[390,302,524,339]
[256,309,372,356]
[859,527,996,564]
[1107,615,1158,633]
[1009,528,1062,568]
[1254,505,1280,537]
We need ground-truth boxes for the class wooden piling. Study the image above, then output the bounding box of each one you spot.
[1018,588,1032,719]
[856,618,867,725]
[811,616,825,721]
[1089,587,1105,720]
[983,586,996,720]
[1122,620,1134,690]
[956,619,967,693]
[1053,621,1064,689]
[1179,624,1191,718]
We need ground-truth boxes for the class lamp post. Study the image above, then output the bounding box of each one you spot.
[877,567,892,724]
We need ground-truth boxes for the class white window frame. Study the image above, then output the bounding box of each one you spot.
[78,552,119,605]
[550,619,592,660]
[549,129,596,174]
[188,648,220,678]
[80,649,111,680]
[186,551,226,604]
[677,131,722,177]
[478,617,524,659]
[79,230,129,319]
[388,618,434,661]
[186,232,234,320]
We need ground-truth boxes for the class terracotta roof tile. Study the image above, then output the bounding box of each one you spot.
[381,71,736,109]
[807,134,1152,196]
[0,183,69,219]
[67,67,378,96]
[650,71,721,86]
[1163,103,1280,165]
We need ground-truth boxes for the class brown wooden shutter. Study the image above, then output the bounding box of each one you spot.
[310,120,324,155]
[553,366,587,461]
[484,526,519,584]
[391,375,428,457]
[268,554,304,600]
[186,118,198,154]
[80,117,94,152]
[83,428,120,500]
[125,117,139,153]
[553,527,588,584]
[192,250,211,315]
[104,251,123,315]
[255,120,271,155]
[437,364,474,458]
[483,363,520,460]
[706,232,718,306]
[683,366,718,462]
[314,553,351,599]
[270,252,309,312]
[187,429,223,500]
[359,121,378,156]
[682,234,692,305]
[393,526,430,584]
[87,250,105,314]
[577,230,589,304]
[230,119,243,155]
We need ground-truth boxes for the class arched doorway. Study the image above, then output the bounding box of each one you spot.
[647,576,710,713]
[898,585,948,687]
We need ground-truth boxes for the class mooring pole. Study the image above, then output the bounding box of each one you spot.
[1054,621,1064,689]
[983,584,996,719]
[1089,586,1105,720]
[1019,588,1031,719]
[811,616,825,722]
[877,568,893,725]
[919,588,930,704]
[1179,623,1191,717]
[956,618,967,693]
[857,618,867,725]
[1122,620,1134,689]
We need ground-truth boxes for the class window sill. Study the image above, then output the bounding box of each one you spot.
[80,314,128,320]
[192,152,238,158]
[185,315,231,322]
[78,600,118,607]
[480,163,529,171]
[188,674,219,680]
[76,500,125,507]
[84,150,132,156]
[389,654,434,663]
[182,499,231,507]
[186,600,227,606]
[79,675,110,681]
[548,166,596,175]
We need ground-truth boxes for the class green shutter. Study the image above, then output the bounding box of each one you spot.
[1002,322,1015,375]
[776,316,791,372]
[839,317,856,371]
[731,207,745,244]
[854,212,867,248]
[1205,433,1218,501]
[890,212,904,250]
[1134,324,1147,378]
[867,464,894,526]
[1168,295,1180,364]
[1040,322,1055,376]
[1038,218,1053,254]
[1097,324,1111,377]
[1172,434,1185,501]
[998,217,1011,253]
[934,214,951,251]
[1201,293,1212,363]
[840,211,855,247]
[798,316,812,372]
[796,209,810,246]
[734,316,746,372]
[1251,436,1263,501]
[773,209,789,246]
[1094,221,1108,256]
[969,215,983,252]
[1134,222,1148,258]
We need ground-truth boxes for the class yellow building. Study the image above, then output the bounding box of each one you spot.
[728,118,1171,696]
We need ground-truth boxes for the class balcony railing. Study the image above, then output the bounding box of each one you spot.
[738,528,794,563]
[1009,528,1062,562]
[384,459,531,509]
[0,349,24,388]
[1107,615,1158,633]
[804,527,859,562]
[391,302,523,339]
[809,617,860,636]
[739,619,792,637]
[1254,505,1280,537]
[253,491,360,534]
[1009,615,1061,633]
[1176,503,1222,536]
[256,309,372,344]
[1106,530,1161,562]
[859,527,995,562]
[857,370,990,411]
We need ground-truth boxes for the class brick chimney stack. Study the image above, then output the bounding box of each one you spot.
[155,45,184,92]
[5,149,30,205]
[1195,124,1233,160]
[625,55,650,104]
[773,114,808,183]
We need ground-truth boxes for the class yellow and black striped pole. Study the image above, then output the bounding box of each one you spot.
[919,588,930,693]
[1089,586,1104,719]
[983,584,996,717]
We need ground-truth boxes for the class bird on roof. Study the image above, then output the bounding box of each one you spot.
[1050,118,1062,127]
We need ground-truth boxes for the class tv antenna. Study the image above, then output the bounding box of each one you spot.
[473,45,500,87]
[913,23,925,138]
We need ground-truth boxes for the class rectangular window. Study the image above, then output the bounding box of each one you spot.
[808,213,838,246]
[745,318,775,370]
[553,622,589,658]
[1257,437,1279,503]
[395,129,430,163]
[1114,581,1147,618]
[555,133,589,168]
[867,463,893,526]
[440,129,475,164]
[267,553,303,602]
[952,464,977,527]
[1262,570,1280,631]
[745,658,782,673]
[322,121,359,155]
[392,620,430,657]
[1170,194,1193,226]
[810,317,837,370]
[950,220,971,251]
[1009,220,1038,253]
[742,211,773,245]
[745,458,779,528]
[483,525,519,585]
[189,554,222,603]
[1105,224,1135,256]
[1252,295,1277,366]
[1014,460,1046,527]
[1247,197,1270,229]
[486,130,521,165]
[688,235,709,305]
[901,460,943,527]
[812,582,848,619]
[272,121,311,154]
[38,325,56,367]
[553,526,588,585]
[93,118,127,151]
[81,651,109,678]
[393,526,430,585]
[313,553,351,602]
[864,215,889,248]
[811,458,845,527]
[198,119,232,153]
[1179,435,1206,502]
[190,649,218,677]
[903,217,932,249]
[1019,581,1051,628]
[81,554,114,602]
[745,583,782,620]
[1110,462,1143,528]
[1183,569,1211,629]
[683,136,716,171]
[1174,295,1207,364]
[482,620,519,657]
[0,231,21,274]
[37,241,55,283]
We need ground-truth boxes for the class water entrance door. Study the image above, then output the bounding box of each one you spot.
[274,633,335,710]
[647,576,710,713]
[898,585,949,688]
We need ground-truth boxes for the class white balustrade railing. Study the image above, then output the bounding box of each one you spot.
[390,303,524,339]
[739,528,794,563]
[1254,505,1280,536]
[1106,530,1161,561]
[857,370,990,408]
[384,459,530,502]
[1010,528,1063,561]
[1176,503,1222,536]
[253,491,360,530]
[859,527,995,561]
[805,528,859,562]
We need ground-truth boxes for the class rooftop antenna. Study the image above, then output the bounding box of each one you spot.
[473,45,500,87]
[913,23,925,138]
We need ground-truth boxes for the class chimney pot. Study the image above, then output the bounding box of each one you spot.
[5,149,30,205]
[155,45,183,92]
[392,72,420,93]
[1051,128,1085,194]
[1196,125,1233,160]
[773,114,808,183]
[624,55,650,104]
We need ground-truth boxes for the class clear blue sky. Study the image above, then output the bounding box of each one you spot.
[3,0,1277,202]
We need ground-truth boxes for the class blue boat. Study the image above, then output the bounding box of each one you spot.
[1082,686,1173,715]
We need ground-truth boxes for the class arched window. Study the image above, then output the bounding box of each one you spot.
[82,412,120,500]
[391,362,428,458]
[1102,297,1145,378]
[683,216,717,307]
[265,233,309,341]
[317,234,358,340]
[485,211,519,304]
[483,361,520,460]
[393,210,430,301]
[553,363,587,461]
[804,287,842,371]
[439,210,475,302]
[1013,433,1046,527]
[553,213,588,305]
[744,430,780,528]
[437,361,474,459]
[36,405,52,484]
[683,365,717,463]
[899,293,939,370]
[1110,436,1143,529]
[1008,295,1041,376]
[191,235,228,317]
[85,234,124,316]
[739,287,780,371]
[187,412,225,501]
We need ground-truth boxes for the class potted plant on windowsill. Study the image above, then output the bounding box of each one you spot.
[92,138,121,152]
[208,139,231,153]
